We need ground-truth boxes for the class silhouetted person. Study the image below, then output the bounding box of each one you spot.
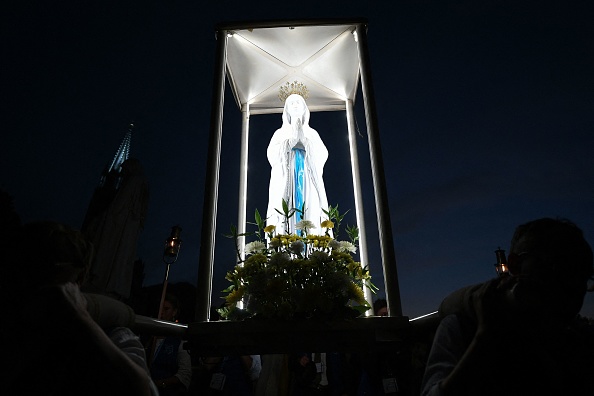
[354,299,400,395]
[149,293,192,395]
[2,221,157,396]
[288,352,355,396]
[0,189,21,293]
[421,218,594,395]
[194,306,261,396]
[373,298,388,317]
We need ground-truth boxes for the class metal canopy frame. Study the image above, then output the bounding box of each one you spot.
[195,18,402,321]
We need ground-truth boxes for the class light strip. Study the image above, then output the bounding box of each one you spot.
[409,311,439,321]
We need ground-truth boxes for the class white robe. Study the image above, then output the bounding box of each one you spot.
[266,94,329,234]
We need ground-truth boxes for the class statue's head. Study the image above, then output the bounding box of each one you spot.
[284,93,309,126]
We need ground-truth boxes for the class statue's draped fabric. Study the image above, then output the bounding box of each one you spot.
[266,94,329,234]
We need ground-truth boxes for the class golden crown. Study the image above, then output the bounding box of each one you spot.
[278,81,309,102]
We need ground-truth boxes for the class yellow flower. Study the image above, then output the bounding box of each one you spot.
[244,253,268,272]
[264,225,276,233]
[222,204,372,320]
[317,235,332,248]
[225,285,245,304]
[347,261,360,273]
[347,282,367,305]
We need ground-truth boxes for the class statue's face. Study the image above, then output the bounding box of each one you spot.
[286,95,305,120]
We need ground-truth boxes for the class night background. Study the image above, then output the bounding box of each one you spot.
[2,1,593,320]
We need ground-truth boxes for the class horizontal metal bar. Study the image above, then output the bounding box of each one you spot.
[133,315,188,338]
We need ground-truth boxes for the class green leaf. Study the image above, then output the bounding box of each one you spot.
[346,225,359,243]
[222,284,235,293]
[223,224,239,238]
[296,201,305,215]
[216,306,230,319]
[255,209,264,229]
[352,305,372,315]
[365,281,379,293]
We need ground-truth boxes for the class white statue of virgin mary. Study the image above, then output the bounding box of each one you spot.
[266,92,330,234]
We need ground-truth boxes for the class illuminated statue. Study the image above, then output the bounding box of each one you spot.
[266,85,329,234]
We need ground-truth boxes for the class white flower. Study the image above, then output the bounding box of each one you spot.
[295,220,316,231]
[330,240,357,253]
[328,240,341,250]
[289,240,305,254]
[338,241,357,253]
[269,238,281,248]
[244,241,266,255]
[269,252,291,266]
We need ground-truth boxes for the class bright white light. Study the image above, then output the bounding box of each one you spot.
[352,30,358,42]
[153,319,188,328]
[409,311,438,321]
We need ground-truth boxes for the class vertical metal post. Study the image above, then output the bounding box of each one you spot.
[236,104,250,310]
[195,29,228,322]
[355,24,403,316]
[157,264,171,320]
[345,99,373,313]
[237,104,250,254]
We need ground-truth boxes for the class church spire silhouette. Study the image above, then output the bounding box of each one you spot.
[83,123,135,231]
[81,122,149,299]
[100,123,134,189]
[108,123,133,173]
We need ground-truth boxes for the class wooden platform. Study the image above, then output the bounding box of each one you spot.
[184,316,412,356]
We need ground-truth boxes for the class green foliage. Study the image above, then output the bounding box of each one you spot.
[323,204,349,240]
[221,203,375,321]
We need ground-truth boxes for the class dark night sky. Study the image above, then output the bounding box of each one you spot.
[2,1,594,319]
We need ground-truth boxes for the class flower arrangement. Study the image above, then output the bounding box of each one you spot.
[219,200,377,321]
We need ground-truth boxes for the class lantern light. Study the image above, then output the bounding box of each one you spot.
[163,225,182,263]
[494,247,509,276]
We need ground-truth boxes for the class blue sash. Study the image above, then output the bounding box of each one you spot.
[293,148,305,231]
